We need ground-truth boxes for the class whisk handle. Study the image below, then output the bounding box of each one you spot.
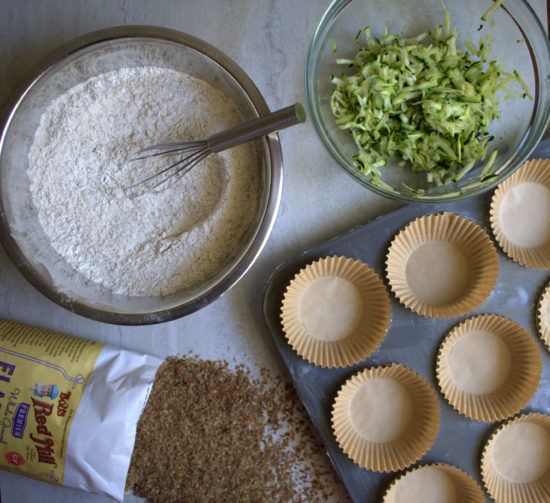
[207,103,306,153]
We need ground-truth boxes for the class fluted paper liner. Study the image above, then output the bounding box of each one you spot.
[490,159,550,269]
[331,364,440,472]
[481,413,550,503]
[536,281,550,352]
[386,212,499,319]
[436,314,542,422]
[383,463,484,503]
[280,256,391,368]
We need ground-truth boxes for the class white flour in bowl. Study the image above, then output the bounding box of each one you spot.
[28,66,259,297]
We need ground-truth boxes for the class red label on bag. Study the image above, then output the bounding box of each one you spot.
[6,451,24,466]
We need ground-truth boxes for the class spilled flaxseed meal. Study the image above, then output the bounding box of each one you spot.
[126,355,349,503]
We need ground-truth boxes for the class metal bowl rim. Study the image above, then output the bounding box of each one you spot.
[0,25,283,325]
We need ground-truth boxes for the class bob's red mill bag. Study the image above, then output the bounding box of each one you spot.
[0,318,163,501]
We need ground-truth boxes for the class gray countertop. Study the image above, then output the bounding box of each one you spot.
[0,1,547,502]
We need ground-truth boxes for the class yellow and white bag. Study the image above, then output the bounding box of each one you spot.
[0,318,162,501]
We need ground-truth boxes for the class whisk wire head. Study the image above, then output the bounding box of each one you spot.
[121,142,210,199]
[124,141,206,163]
[144,147,210,193]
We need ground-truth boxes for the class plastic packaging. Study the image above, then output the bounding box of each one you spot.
[0,318,163,501]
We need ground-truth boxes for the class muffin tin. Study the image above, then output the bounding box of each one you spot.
[263,195,550,503]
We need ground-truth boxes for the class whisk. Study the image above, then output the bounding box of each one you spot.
[121,103,306,198]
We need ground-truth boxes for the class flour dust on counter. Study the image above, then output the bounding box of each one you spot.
[28,66,259,297]
[126,355,350,503]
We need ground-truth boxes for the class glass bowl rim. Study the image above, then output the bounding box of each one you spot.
[305,0,550,203]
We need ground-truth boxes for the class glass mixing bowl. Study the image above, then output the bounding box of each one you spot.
[306,0,550,202]
[0,26,282,325]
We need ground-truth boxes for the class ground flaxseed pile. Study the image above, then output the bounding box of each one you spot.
[126,355,349,503]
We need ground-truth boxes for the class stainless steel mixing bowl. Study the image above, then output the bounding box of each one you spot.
[0,26,282,324]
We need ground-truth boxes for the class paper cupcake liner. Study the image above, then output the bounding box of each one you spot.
[382,463,484,503]
[386,212,499,319]
[490,159,550,269]
[436,314,542,422]
[481,413,550,503]
[331,364,440,472]
[280,256,391,368]
[536,281,550,352]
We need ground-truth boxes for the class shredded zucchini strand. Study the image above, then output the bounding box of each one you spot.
[481,0,503,22]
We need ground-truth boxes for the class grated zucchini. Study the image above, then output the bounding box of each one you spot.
[329,8,532,188]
